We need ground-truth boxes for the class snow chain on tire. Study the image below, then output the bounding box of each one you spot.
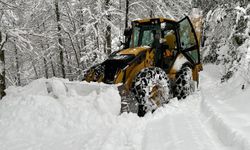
[174,66,195,100]
[131,67,172,116]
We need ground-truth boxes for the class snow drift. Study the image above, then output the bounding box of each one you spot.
[0,78,123,150]
[1,68,250,150]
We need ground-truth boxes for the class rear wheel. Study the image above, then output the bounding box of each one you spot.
[174,66,195,100]
[131,67,171,116]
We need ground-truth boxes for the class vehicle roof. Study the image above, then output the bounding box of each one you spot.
[132,17,177,24]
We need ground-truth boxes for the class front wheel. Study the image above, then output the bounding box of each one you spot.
[131,67,172,116]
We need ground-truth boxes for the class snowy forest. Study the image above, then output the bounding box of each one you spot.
[1,0,250,150]
[0,0,249,97]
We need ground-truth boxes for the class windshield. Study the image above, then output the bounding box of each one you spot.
[130,24,160,48]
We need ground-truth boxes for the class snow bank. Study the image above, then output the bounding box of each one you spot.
[1,67,250,150]
[0,76,224,150]
[3,78,121,115]
[0,78,123,150]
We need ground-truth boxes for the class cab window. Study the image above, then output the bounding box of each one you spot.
[178,17,199,63]
[141,30,154,46]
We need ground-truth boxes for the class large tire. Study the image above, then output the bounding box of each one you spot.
[174,66,195,100]
[131,67,171,116]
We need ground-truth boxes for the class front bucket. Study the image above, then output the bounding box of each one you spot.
[118,84,138,114]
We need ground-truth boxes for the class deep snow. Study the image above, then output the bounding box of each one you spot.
[201,65,250,150]
[0,65,250,150]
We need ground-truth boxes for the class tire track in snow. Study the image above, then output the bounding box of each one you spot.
[200,90,250,150]
[200,66,250,150]
[141,94,222,150]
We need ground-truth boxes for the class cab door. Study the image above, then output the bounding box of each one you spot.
[177,16,200,65]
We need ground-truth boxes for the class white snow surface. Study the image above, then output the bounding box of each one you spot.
[1,65,250,150]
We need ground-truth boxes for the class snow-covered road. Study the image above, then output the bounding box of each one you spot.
[0,65,250,150]
[141,94,221,150]
[200,65,250,150]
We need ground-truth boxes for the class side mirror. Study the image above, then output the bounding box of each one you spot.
[124,27,132,36]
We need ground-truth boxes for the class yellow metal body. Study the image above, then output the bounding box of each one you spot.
[85,48,202,92]
[118,47,149,55]
[85,16,203,91]
[114,47,154,90]
[112,46,202,91]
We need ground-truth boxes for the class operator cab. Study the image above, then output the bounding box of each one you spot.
[124,18,177,49]
[124,18,178,70]
[123,17,200,71]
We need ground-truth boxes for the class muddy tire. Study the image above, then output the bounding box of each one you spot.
[131,67,171,117]
[174,66,195,100]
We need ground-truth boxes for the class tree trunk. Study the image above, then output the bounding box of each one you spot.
[40,39,49,78]
[14,42,21,86]
[125,0,129,29]
[64,46,72,76]
[32,60,39,79]
[79,3,86,59]
[66,32,80,68]
[119,0,122,38]
[105,0,112,55]
[83,37,86,54]
[42,51,49,79]
[94,23,100,52]
[65,4,80,69]
[42,23,51,78]
[50,57,56,77]
[0,32,6,99]
[43,58,49,78]
[150,3,154,18]
[55,0,66,78]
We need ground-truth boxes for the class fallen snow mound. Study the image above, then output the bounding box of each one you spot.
[3,78,121,115]
[0,78,122,150]
[1,69,250,150]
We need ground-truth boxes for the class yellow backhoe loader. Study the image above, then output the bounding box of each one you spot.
[83,15,203,116]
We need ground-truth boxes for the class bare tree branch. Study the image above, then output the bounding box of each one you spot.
[0,0,18,9]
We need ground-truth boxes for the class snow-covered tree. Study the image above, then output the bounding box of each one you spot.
[3,0,246,88]
[202,1,249,82]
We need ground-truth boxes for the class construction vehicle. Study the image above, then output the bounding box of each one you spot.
[83,16,203,116]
